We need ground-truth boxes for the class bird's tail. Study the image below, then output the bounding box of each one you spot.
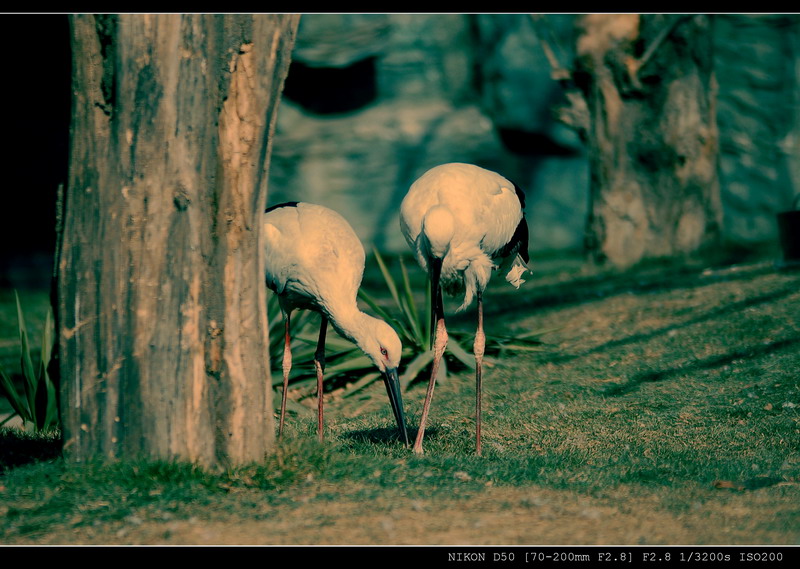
[456,254,494,312]
[504,254,529,289]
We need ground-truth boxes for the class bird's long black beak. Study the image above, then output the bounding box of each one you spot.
[429,256,443,350]
[382,367,410,447]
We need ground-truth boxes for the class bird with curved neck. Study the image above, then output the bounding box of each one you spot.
[400,162,529,455]
[264,202,409,446]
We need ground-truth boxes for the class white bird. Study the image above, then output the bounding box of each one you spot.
[400,163,529,455]
[264,201,409,446]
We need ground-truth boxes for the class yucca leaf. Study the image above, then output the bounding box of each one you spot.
[514,326,560,340]
[437,356,448,382]
[398,295,423,348]
[39,309,55,429]
[312,334,355,351]
[445,336,477,369]
[280,375,318,389]
[16,292,37,420]
[372,249,402,310]
[359,289,412,341]
[323,355,374,375]
[399,258,425,346]
[0,366,30,423]
[357,289,393,322]
[399,258,418,319]
[38,368,58,431]
[271,390,315,416]
[341,372,381,398]
[2,293,59,432]
[40,308,53,378]
[399,349,434,389]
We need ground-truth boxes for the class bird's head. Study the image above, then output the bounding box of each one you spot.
[358,315,403,372]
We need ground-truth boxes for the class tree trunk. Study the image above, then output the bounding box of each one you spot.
[58,14,299,467]
[574,14,723,268]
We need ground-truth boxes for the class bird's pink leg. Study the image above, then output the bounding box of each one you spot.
[474,290,485,456]
[414,316,448,455]
[315,315,328,443]
[279,310,292,438]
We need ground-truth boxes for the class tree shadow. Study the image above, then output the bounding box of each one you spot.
[343,425,437,446]
[543,280,800,367]
[484,260,790,323]
[600,336,800,397]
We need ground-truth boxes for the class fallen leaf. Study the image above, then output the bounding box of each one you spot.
[713,480,743,491]
[764,403,773,411]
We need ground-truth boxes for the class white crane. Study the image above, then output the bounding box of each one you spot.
[264,202,409,446]
[400,163,529,455]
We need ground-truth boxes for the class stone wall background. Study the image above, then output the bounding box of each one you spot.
[267,14,800,259]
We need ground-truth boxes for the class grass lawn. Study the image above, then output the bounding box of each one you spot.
[1,254,799,545]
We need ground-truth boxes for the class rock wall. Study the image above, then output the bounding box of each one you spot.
[268,14,800,258]
[714,15,800,251]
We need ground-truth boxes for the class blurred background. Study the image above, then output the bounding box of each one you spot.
[2,13,799,290]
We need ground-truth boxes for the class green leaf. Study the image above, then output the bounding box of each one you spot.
[446,337,477,369]
[399,349,434,390]
[46,373,59,430]
[40,308,53,378]
[272,390,315,416]
[359,289,412,341]
[323,355,374,375]
[372,249,402,310]
[16,292,37,421]
[0,365,30,423]
[399,258,425,346]
[341,372,381,398]
[515,326,560,340]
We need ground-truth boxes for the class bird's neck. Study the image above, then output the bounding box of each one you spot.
[324,304,372,348]
[422,205,455,259]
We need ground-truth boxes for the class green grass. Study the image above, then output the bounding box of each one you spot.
[2,257,799,544]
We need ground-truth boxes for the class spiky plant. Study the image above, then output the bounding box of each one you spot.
[266,250,549,406]
[0,292,58,433]
[359,249,549,389]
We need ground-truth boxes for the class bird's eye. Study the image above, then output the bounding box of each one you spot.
[380,347,388,358]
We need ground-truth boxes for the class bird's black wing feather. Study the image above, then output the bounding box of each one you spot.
[496,182,529,263]
[265,201,300,213]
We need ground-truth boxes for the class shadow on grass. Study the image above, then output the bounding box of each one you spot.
[540,280,800,367]
[0,428,62,473]
[483,260,795,323]
[343,425,437,447]
[600,336,800,397]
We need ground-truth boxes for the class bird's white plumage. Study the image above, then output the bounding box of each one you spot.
[264,202,402,372]
[264,203,364,314]
[400,162,529,455]
[400,162,528,310]
[265,201,409,446]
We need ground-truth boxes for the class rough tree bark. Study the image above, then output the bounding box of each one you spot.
[58,14,300,467]
[573,14,723,268]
